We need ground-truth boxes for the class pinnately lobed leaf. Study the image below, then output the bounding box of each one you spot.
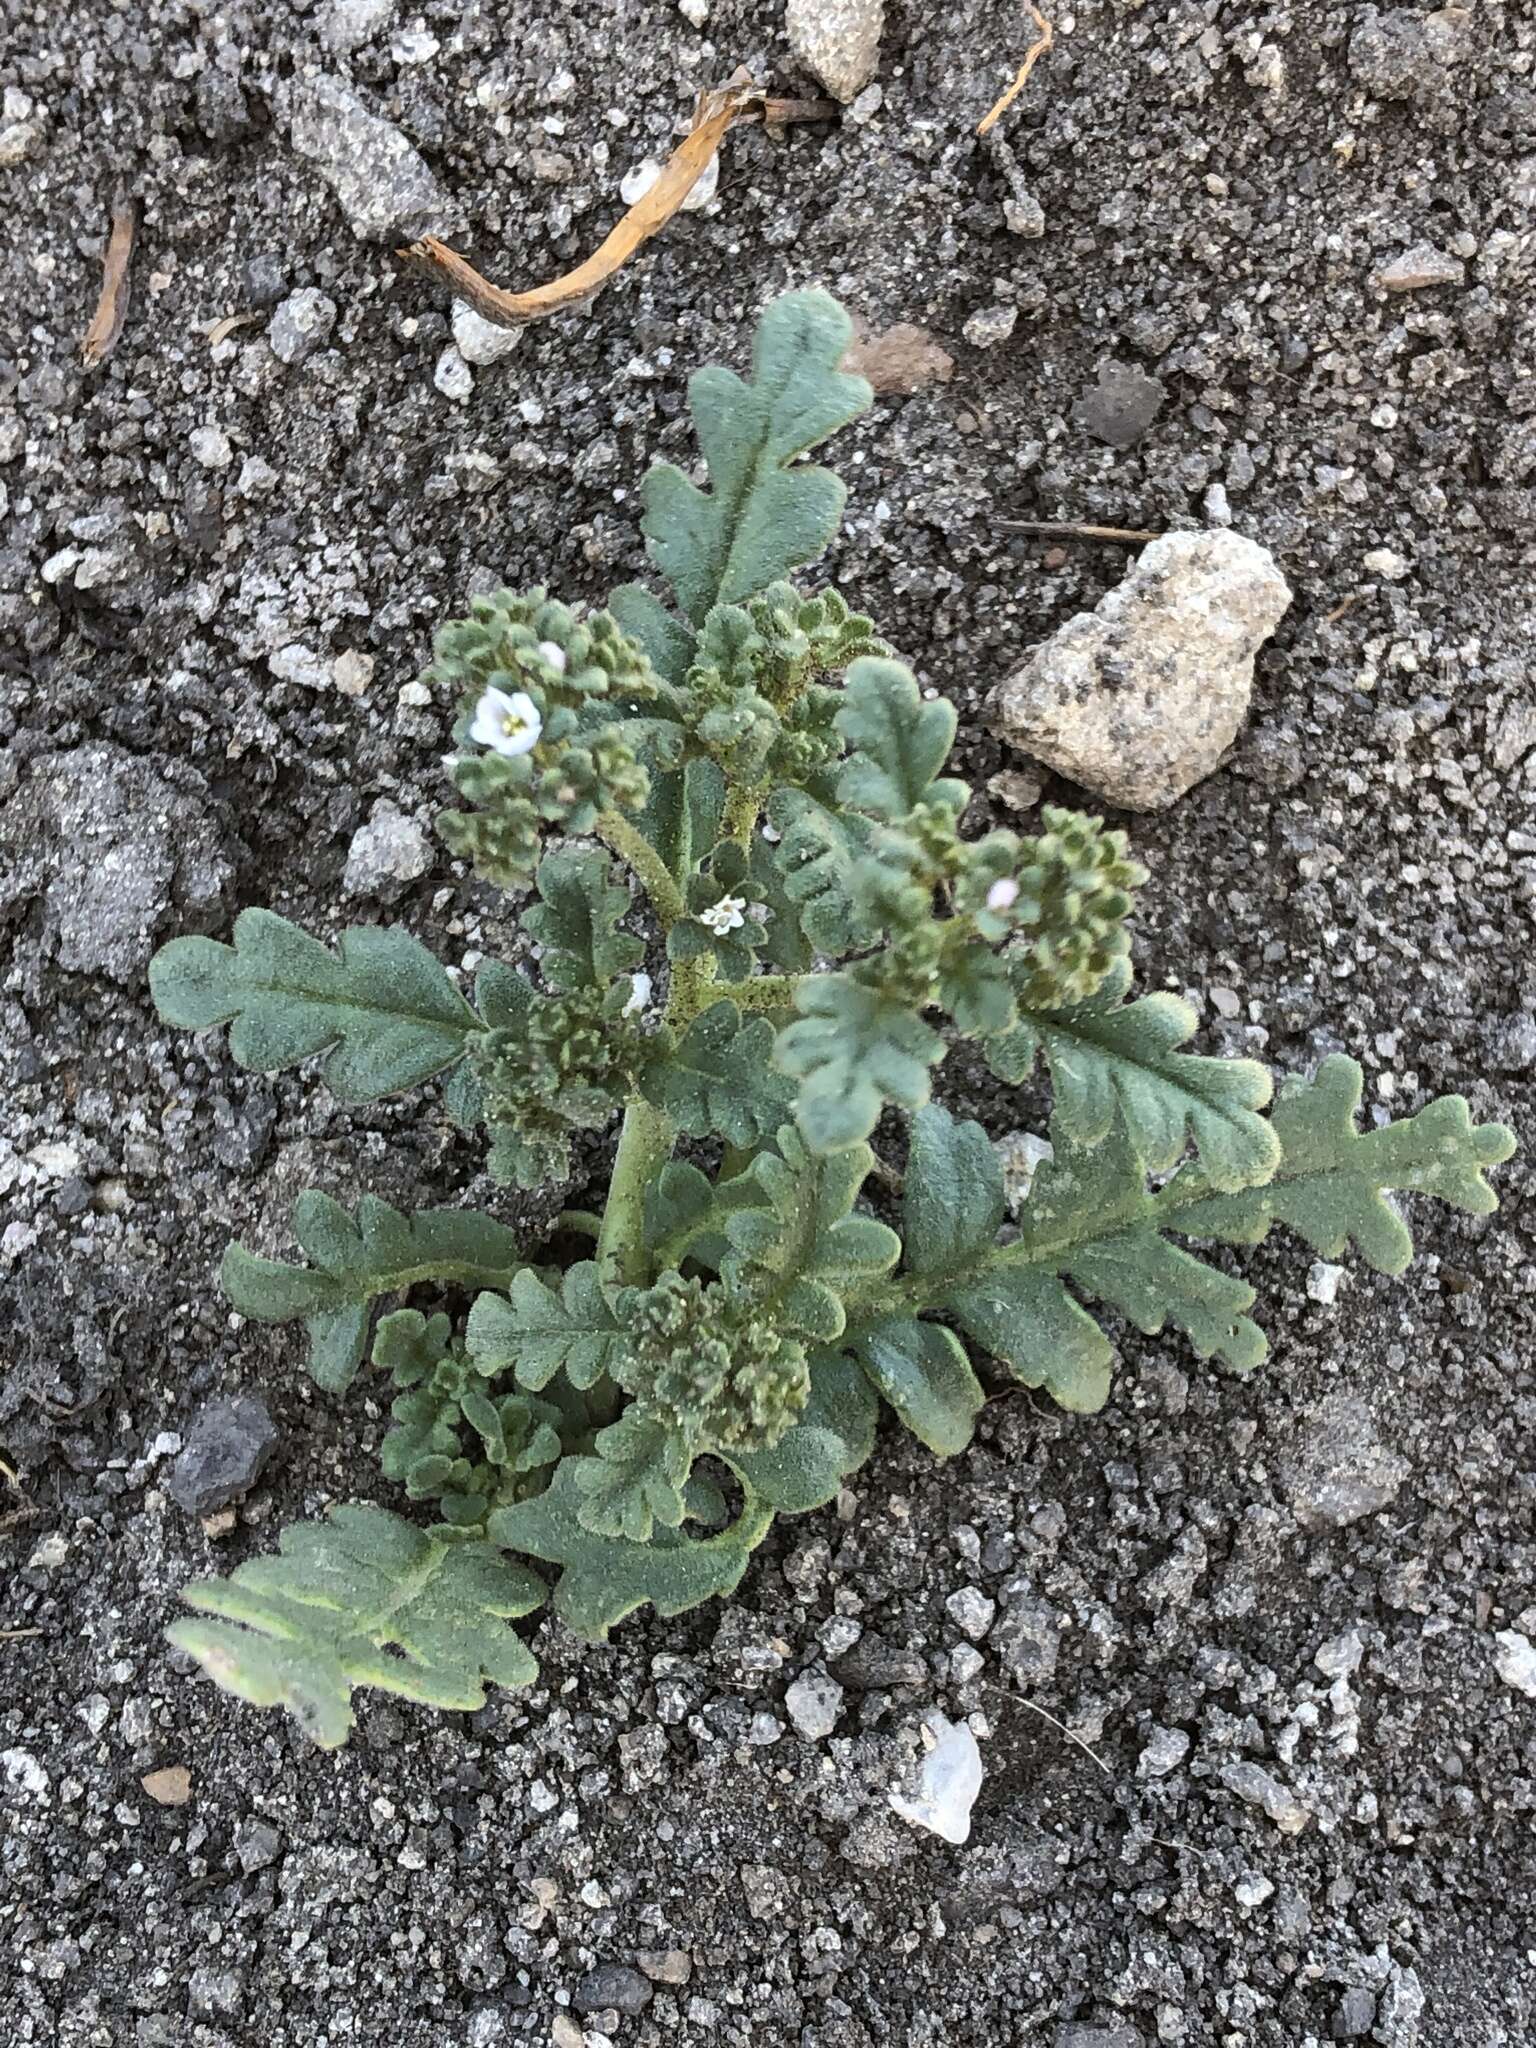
[987,958,1278,1192]
[467,1261,626,1392]
[222,1194,522,1394]
[170,1506,544,1749]
[150,907,477,1103]
[639,289,873,625]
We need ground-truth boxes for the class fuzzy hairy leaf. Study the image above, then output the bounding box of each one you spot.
[1174,1055,1516,1271]
[606,580,696,685]
[722,1346,878,1510]
[834,657,968,822]
[902,1105,1006,1278]
[721,1125,900,1342]
[987,960,1278,1193]
[521,846,642,992]
[169,1505,543,1749]
[991,1119,1266,1382]
[641,1002,796,1147]
[574,1411,691,1543]
[489,1462,773,1640]
[640,289,872,624]
[776,974,945,1154]
[221,1195,521,1394]
[150,907,477,1103]
[942,1265,1115,1413]
[467,1262,625,1392]
[767,789,877,957]
[851,1316,985,1456]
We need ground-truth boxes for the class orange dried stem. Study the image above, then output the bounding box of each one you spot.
[400,75,817,332]
[976,6,1055,137]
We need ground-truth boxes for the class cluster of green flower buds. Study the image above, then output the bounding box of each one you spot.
[618,1270,810,1454]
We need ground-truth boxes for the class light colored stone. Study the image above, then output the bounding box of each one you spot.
[962,302,1018,350]
[1372,243,1465,292]
[945,1587,996,1641]
[889,1712,984,1845]
[841,319,954,395]
[344,800,432,900]
[991,529,1292,811]
[1494,1629,1536,1699]
[284,73,447,241]
[621,150,717,212]
[1281,1393,1409,1531]
[1221,1761,1311,1834]
[785,1667,843,1741]
[786,0,884,104]
[434,346,474,401]
[142,1765,193,1807]
[452,304,521,366]
[1137,1725,1191,1779]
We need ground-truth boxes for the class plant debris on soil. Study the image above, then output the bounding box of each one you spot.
[2,3,1534,2046]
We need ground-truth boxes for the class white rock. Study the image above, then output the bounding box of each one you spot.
[945,1587,996,1641]
[2,1749,50,1803]
[28,1532,68,1569]
[344,800,433,901]
[333,648,374,696]
[452,304,522,366]
[1137,1725,1192,1779]
[434,346,474,401]
[189,426,233,471]
[786,0,884,103]
[785,1668,843,1741]
[1306,1261,1346,1305]
[1234,1871,1274,1907]
[1363,546,1411,580]
[1494,1629,1536,1699]
[236,454,279,498]
[962,302,1019,350]
[391,29,439,63]
[890,1713,984,1845]
[679,0,709,24]
[992,529,1293,811]
[620,150,717,212]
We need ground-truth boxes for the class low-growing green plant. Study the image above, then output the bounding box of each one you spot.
[149,291,1514,1748]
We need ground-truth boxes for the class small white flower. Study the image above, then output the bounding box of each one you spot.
[535,639,567,674]
[986,877,1020,913]
[468,686,542,757]
[698,893,747,936]
[621,971,652,1018]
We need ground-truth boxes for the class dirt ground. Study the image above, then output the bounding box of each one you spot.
[3,2,1535,2043]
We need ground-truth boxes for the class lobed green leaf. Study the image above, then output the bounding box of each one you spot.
[170,1505,543,1749]
[150,908,477,1103]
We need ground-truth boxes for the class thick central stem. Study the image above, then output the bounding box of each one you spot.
[597,1096,675,1287]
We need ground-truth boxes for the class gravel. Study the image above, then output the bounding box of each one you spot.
[3,0,1533,2041]
[785,0,884,103]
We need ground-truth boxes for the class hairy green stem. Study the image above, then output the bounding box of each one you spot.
[721,779,765,847]
[553,1209,603,1239]
[597,1096,676,1286]
[596,808,686,928]
[707,972,803,1015]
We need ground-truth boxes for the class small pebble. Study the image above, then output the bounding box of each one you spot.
[141,1766,192,1807]
[434,347,474,401]
[962,303,1019,351]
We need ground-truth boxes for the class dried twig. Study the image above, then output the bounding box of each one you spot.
[977,7,1055,137]
[401,75,836,331]
[1322,592,1362,626]
[80,198,140,367]
[999,519,1163,544]
[985,1685,1114,1775]
[1,1628,44,1642]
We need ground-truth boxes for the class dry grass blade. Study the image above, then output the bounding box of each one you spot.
[80,199,140,367]
[1000,519,1163,544]
[977,6,1055,137]
[401,75,831,331]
